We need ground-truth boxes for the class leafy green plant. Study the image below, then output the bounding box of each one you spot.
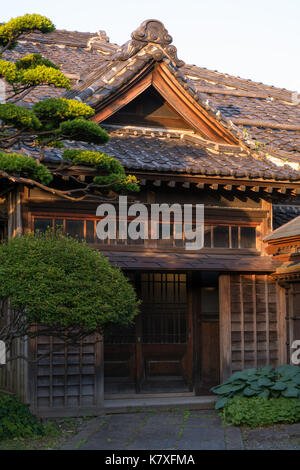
[0,231,140,350]
[0,151,52,184]
[211,365,300,410]
[0,392,44,440]
[221,396,300,428]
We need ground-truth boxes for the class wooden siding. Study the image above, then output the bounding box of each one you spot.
[0,188,29,402]
[286,283,300,364]
[220,274,280,381]
[29,334,103,417]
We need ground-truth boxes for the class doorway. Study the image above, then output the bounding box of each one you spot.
[104,272,193,395]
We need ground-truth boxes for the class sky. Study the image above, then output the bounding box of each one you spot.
[2,0,300,92]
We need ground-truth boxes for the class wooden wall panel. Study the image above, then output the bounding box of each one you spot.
[30,334,104,417]
[230,274,280,374]
[286,283,300,364]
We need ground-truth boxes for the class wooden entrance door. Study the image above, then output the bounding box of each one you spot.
[104,272,193,394]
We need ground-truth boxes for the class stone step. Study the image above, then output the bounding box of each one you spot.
[104,395,216,414]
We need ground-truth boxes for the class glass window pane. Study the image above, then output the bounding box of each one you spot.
[65,220,84,240]
[231,226,239,248]
[34,218,53,233]
[240,227,256,248]
[213,226,229,248]
[86,220,95,244]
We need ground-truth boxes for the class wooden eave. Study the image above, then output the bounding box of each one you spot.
[50,164,300,189]
[265,235,300,250]
[92,62,238,145]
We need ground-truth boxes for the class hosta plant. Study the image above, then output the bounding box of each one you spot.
[211,364,300,410]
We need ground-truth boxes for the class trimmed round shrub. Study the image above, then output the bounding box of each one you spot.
[0,231,140,332]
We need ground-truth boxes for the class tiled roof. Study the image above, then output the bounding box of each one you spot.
[273,205,300,229]
[102,250,278,271]
[13,128,300,182]
[265,213,300,241]
[183,68,300,160]
[3,20,300,177]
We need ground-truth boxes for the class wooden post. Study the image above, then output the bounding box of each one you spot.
[94,334,104,410]
[277,283,287,365]
[219,274,232,381]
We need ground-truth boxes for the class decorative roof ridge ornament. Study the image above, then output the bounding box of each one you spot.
[110,19,185,68]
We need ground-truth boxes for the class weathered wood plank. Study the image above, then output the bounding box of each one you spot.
[219,274,231,381]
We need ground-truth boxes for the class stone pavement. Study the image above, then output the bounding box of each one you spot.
[61,409,243,450]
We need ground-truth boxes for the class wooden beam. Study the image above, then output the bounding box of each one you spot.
[236,185,246,192]
[266,187,273,194]
[196,183,205,189]
[277,283,287,365]
[209,184,219,190]
[219,274,232,382]
[250,186,260,192]
[152,63,237,144]
[224,185,232,191]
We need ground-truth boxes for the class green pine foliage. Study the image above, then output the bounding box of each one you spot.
[15,53,60,70]
[0,103,41,129]
[0,59,18,82]
[63,149,123,172]
[20,65,71,89]
[33,98,95,124]
[62,150,140,192]
[0,14,139,195]
[0,14,55,50]
[58,119,109,144]
[212,365,300,410]
[0,151,52,184]
[221,396,300,428]
[0,231,140,332]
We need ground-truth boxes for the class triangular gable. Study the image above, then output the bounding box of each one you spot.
[92,62,238,144]
[104,86,191,130]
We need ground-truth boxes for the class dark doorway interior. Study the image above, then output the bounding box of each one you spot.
[104,271,220,397]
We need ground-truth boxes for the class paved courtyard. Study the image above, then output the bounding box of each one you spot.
[61,409,300,451]
[61,409,242,450]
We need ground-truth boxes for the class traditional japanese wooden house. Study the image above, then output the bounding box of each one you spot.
[1,20,300,416]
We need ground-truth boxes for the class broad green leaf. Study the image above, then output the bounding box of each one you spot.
[282,387,299,398]
[258,389,270,398]
[270,382,287,391]
[257,377,273,387]
[243,387,257,397]
[215,396,229,410]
